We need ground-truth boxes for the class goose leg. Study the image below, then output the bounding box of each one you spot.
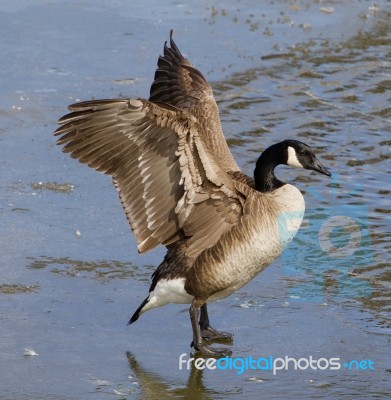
[199,304,233,341]
[189,304,231,356]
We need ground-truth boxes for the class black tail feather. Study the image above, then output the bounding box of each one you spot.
[128,297,149,325]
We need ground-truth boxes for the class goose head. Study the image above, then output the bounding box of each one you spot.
[254,139,331,193]
[284,140,331,177]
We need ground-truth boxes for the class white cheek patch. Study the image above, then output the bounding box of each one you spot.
[287,146,304,168]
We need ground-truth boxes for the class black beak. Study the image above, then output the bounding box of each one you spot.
[309,157,331,177]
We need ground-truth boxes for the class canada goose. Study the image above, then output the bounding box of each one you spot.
[55,31,331,356]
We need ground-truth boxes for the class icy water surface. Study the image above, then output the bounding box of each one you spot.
[0,1,390,399]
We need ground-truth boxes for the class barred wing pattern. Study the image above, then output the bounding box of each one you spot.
[55,99,246,257]
[149,31,239,172]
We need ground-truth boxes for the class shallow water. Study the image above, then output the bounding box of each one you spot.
[0,1,390,399]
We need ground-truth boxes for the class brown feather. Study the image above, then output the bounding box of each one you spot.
[148,32,239,172]
[56,98,248,258]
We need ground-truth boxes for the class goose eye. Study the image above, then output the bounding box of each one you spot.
[298,150,305,156]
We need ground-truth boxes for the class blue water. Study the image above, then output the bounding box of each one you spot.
[1,1,390,399]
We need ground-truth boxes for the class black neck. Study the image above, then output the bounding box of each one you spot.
[254,143,286,193]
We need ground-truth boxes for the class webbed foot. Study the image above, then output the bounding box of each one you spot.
[199,304,233,341]
[201,326,233,341]
[191,340,232,357]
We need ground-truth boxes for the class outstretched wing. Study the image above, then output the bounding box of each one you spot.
[149,31,240,173]
[55,99,246,257]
